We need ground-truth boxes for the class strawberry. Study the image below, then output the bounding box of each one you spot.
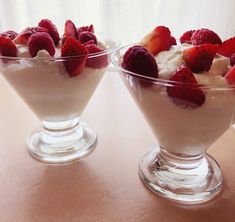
[0,36,17,57]
[61,37,88,77]
[38,19,60,46]
[77,25,94,36]
[14,27,48,44]
[139,26,171,55]
[78,31,97,44]
[0,30,18,40]
[230,53,235,66]
[180,30,195,44]
[183,44,219,73]
[122,45,158,78]
[225,66,235,84]
[28,32,55,57]
[217,37,235,57]
[191,28,222,45]
[167,65,205,108]
[167,36,177,50]
[85,43,108,68]
[62,20,78,44]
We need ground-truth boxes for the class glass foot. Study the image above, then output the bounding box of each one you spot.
[27,119,97,164]
[139,146,223,204]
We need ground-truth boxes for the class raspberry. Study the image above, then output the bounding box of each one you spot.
[167,65,205,108]
[85,43,108,68]
[183,44,219,73]
[77,25,94,36]
[28,32,55,57]
[14,27,48,44]
[38,19,60,46]
[191,28,222,45]
[0,31,18,40]
[78,31,97,44]
[61,37,88,77]
[122,45,158,78]
[0,36,17,57]
[180,30,195,44]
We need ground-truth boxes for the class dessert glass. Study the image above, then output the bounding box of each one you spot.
[112,44,235,204]
[0,36,116,164]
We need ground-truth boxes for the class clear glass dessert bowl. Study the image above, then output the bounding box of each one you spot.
[0,35,116,164]
[112,44,235,204]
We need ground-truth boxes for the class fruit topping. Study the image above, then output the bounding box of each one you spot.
[140,26,171,55]
[78,31,97,44]
[225,65,235,84]
[0,36,17,57]
[38,19,60,46]
[28,32,55,57]
[183,44,219,73]
[230,53,235,66]
[0,31,18,40]
[62,20,78,44]
[122,45,158,78]
[61,37,88,77]
[77,25,94,36]
[180,30,195,44]
[14,27,48,44]
[167,65,205,108]
[191,28,222,45]
[85,43,107,68]
[217,37,235,57]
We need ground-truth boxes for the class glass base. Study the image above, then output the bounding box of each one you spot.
[139,146,223,204]
[27,119,97,164]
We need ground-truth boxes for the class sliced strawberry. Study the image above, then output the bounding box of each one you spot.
[62,20,78,44]
[28,32,55,57]
[183,44,219,73]
[167,36,177,50]
[230,53,235,66]
[78,31,97,44]
[140,26,171,55]
[225,66,235,84]
[0,30,18,40]
[167,65,205,108]
[61,37,88,77]
[191,28,222,45]
[0,36,17,57]
[180,30,195,44]
[85,43,108,68]
[38,19,60,46]
[77,25,94,36]
[217,37,235,57]
[14,27,48,44]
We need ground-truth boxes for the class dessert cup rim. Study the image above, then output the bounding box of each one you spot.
[111,44,235,90]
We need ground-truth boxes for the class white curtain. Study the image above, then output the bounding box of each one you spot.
[0,0,234,43]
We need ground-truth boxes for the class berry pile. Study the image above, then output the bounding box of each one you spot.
[122,26,235,109]
[0,19,108,77]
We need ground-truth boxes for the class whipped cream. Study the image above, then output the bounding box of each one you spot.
[0,48,106,121]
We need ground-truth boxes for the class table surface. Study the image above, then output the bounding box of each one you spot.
[0,69,235,222]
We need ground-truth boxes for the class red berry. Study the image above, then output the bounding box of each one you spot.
[140,26,171,55]
[78,31,97,44]
[183,44,219,73]
[225,66,235,84]
[0,30,18,40]
[230,53,235,66]
[167,65,205,108]
[167,36,177,49]
[28,32,55,57]
[0,36,17,57]
[14,27,48,44]
[180,30,195,44]
[77,25,94,36]
[85,43,108,68]
[61,37,88,77]
[217,37,235,57]
[38,19,60,46]
[191,28,222,45]
[62,20,78,44]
